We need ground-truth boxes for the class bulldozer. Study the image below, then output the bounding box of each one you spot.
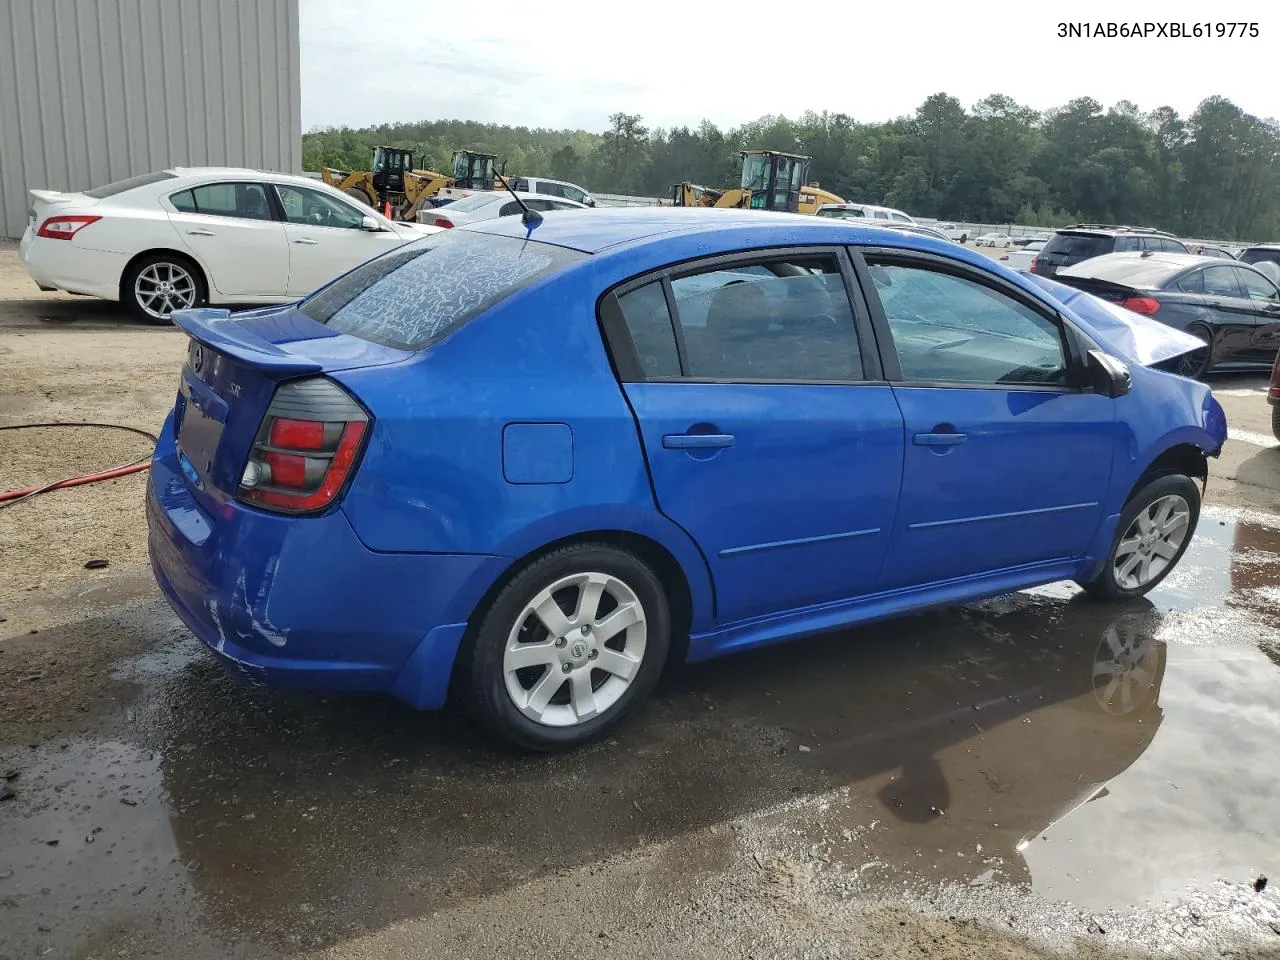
[322,147,500,220]
[672,150,844,215]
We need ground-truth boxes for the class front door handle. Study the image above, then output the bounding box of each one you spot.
[292,238,318,245]
[662,433,735,449]
[913,432,967,446]
[186,229,215,237]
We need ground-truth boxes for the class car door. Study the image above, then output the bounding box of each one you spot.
[854,248,1117,590]
[271,183,406,298]
[167,182,289,299]
[1197,264,1256,360]
[602,248,905,625]
[1232,266,1280,361]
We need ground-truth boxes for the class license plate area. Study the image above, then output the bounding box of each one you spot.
[176,367,228,485]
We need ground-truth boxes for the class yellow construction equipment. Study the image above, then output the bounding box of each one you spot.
[671,150,843,214]
[321,147,499,220]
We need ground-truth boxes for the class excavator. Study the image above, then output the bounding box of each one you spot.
[322,147,500,221]
[671,150,844,215]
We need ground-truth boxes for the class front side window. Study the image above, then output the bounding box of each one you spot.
[1236,267,1280,301]
[867,260,1067,387]
[173,182,272,220]
[562,184,587,204]
[667,256,863,381]
[274,185,365,230]
[1201,265,1243,298]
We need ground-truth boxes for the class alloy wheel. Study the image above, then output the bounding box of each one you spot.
[134,261,196,320]
[1091,621,1161,715]
[1112,494,1191,591]
[502,571,647,727]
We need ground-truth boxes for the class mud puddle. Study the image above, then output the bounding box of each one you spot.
[2,507,1280,958]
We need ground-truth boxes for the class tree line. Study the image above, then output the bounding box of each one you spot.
[302,94,1280,241]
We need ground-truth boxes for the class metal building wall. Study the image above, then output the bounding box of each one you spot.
[0,0,302,239]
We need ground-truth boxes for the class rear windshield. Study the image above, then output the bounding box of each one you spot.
[1241,248,1280,266]
[84,171,177,199]
[1058,255,1184,287]
[816,208,865,219]
[1041,232,1112,259]
[299,230,584,350]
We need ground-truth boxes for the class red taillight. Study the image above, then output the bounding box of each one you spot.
[238,378,369,515]
[36,215,102,240]
[1028,257,1039,274]
[434,218,453,229]
[1119,296,1161,316]
[1269,356,1280,398]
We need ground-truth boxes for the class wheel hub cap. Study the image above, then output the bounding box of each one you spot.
[1112,494,1191,590]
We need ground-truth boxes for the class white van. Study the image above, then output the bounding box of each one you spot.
[507,177,596,207]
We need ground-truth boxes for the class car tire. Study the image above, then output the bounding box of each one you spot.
[1272,404,1280,443]
[464,543,671,751]
[1174,325,1213,379]
[959,234,967,244]
[1078,474,1200,601]
[122,253,207,325]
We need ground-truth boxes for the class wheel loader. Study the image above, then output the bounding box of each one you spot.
[322,147,500,220]
[671,150,844,215]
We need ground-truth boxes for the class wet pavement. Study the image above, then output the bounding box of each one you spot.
[3,507,1280,958]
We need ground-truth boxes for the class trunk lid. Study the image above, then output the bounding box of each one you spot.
[169,306,410,509]
[27,189,96,228]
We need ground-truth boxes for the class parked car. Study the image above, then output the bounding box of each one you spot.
[506,176,596,207]
[1006,239,1048,271]
[976,233,1012,248]
[19,168,439,323]
[815,203,916,224]
[1185,242,1236,259]
[417,191,587,228]
[1012,234,1050,247]
[1055,251,1280,378]
[1032,225,1188,279]
[833,218,954,243]
[1239,244,1280,271]
[148,208,1226,750]
[933,222,970,243]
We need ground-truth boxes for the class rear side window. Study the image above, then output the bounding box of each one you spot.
[1043,233,1111,258]
[535,182,566,198]
[1202,265,1243,297]
[84,170,177,199]
[173,182,272,220]
[616,283,681,378]
[1236,267,1279,301]
[300,231,583,350]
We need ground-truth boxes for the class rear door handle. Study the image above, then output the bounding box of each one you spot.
[292,238,318,245]
[913,432,967,446]
[186,229,215,237]
[662,433,735,449]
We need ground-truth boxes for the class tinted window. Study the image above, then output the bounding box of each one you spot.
[668,256,862,381]
[1163,237,1188,253]
[299,232,583,350]
[1116,237,1142,252]
[873,211,889,219]
[84,170,177,199]
[535,182,566,198]
[616,282,680,378]
[169,189,196,213]
[1241,248,1280,266]
[1176,270,1205,294]
[498,201,523,216]
[890,212,911,222]
[179,182,272,220]
[561,184,587,204]
[1202,266,1242,297]
[1042,233,1112,258]
[868,262,1066,386]
[1236,267,1279,301]
[274,184,364,229]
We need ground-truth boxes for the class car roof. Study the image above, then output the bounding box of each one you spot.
[463,206,962,255]
[1057,224,1176,237]
[165,167,328,189]
[1243,243,1280,250]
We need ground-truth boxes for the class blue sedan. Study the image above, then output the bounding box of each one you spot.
[147,208,1227,750]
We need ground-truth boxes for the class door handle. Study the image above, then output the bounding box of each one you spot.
[186,229,215,237]
[662,433,735,449]
[913,432,967,446]
[292,238,318,245]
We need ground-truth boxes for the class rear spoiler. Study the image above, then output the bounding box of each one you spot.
[171,308,323,377]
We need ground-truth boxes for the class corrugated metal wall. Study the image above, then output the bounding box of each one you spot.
[0,0,301,239]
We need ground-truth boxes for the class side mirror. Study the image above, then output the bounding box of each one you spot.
[360,215,383,232]
[1088,349,1131,398]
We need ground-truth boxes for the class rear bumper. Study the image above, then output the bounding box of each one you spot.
[19,232,125,300]
[146,417,503,708]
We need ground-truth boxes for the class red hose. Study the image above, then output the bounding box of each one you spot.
[0,462,151,503]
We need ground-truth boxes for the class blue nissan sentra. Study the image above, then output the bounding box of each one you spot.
[147,207,1227,750]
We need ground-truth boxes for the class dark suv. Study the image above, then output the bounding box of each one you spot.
[1239,244,1280,270]
[1032,225,1188,278]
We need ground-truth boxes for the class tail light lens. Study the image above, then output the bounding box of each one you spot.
[238,378,369,515]
[37,215,102,240]
[1028,257,1039,274]
[1118,296,1162,316]
[434,218,453,229]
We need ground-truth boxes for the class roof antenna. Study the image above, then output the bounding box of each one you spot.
[494,168,542,226]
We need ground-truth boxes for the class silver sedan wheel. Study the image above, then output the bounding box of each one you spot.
[1092,620,1161,715]
[134,261,197,320]
[503,571,647,727]
[1113,494,1191,590]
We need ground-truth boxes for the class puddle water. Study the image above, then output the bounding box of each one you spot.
[1,507,1279,956]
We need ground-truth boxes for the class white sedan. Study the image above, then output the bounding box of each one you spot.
[19,168,439,323]
[974,232,1012,248]
[417,190,587,228]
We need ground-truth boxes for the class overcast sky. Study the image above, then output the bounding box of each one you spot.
[300,0,1275,133]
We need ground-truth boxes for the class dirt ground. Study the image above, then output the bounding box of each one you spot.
[2,239,1280,960]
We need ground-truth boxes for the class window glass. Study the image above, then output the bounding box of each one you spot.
[84,171,177,199]
[1042,233,1111,258]
[868,262,1066,387]
[509,178,529,191]
[617,282,681,378]
[498,201,523,216]
[1236,266,1279,301]
[1116,237,1141,252]
[181,182,272,220]
[562,185,587,204]
[169,189,196,213]
[890,212,911,222]
[873,211,889,219]
[1176,270,1205,294]
[1201,265,1242,297]
[535,182,566,198]
[668,257,862,380]
[300,231,583,350]
[273,185,364,229]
